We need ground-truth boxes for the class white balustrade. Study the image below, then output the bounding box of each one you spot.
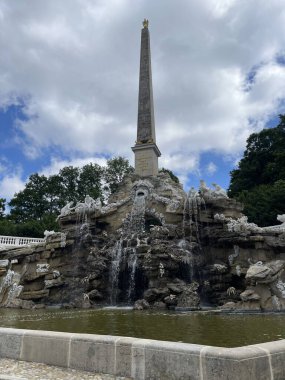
[0,235,44,248]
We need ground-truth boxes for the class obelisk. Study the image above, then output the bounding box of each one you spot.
[132,19,161,177]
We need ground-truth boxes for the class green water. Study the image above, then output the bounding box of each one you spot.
[0,308,284,347]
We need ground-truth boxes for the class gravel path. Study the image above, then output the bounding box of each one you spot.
[0,358,131,380]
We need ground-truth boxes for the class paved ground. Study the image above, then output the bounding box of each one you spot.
[0,358,131,379]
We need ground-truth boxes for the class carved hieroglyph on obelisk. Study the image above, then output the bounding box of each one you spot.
[132,19,161,177]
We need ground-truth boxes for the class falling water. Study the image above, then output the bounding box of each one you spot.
[76,209,88,238]
[110,238,123,305]
[127,194,146,235]
[0,269,22,305]
[182,188,205,250]
[71,203,93,304]
[229,245,240,266]
[128,248,138,302]
[109,191,147,305]
[180,187,207,289]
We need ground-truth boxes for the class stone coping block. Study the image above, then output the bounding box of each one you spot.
[0,328,284,379]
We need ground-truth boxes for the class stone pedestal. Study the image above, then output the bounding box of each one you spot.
[132,143,160,177]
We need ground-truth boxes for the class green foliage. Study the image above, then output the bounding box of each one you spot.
[104,157,134,194]
[9,174,52,222]
[78,163,104,201]
[0,198,5,219]
[228,115,285,226]
[0,214,59,238]
[8,164,105,224]
[159,168,179,184]
[236,181,285,227]
[229,115,285,196]
[58,166,80,203]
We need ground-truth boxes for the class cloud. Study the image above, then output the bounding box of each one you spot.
[1,0,285,178]
[206,162,217,176]
[0,157,25,200]
[0,173,25,200]
[40,156,108,177]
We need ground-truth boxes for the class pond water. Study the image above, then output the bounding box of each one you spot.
[0,308,284,347]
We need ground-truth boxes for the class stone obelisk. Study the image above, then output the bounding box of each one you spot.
[132,19,161,177]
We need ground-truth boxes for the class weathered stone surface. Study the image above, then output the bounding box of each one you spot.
[144,287,170,302]
[164,294,177,306]
[134,299,150,310]
[0,260,9,268]
[246,260,284,283]
[177,284,200,308]
[20,290,49,300]
[44,278,65,289]
[240,289,261,301]
[88,289,103,300]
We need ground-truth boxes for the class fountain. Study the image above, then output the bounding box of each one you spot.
[0,20,284,314]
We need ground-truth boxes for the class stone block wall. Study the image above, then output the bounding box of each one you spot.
[0,328,284,379]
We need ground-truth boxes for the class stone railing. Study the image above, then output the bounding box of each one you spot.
[0,235,44,248]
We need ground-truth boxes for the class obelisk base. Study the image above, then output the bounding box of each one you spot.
[132,143,161,177]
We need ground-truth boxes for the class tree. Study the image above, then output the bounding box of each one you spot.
[104,157,134,194]
[9,174,50,222]
[159,168,179,184]
[228,115,285,226]
[228,115,285,196]
[0,198,5,219]
[78,163,104,201]
[58,166,80,203]
[236,181,285,226]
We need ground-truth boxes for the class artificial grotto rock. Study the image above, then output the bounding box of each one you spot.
[0,174,285,312]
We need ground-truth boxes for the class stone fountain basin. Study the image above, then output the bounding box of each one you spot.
[0,326,283,380]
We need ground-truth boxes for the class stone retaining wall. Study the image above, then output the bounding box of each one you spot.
[0,328,284,379]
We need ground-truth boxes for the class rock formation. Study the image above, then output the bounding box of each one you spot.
[0,174,284,311]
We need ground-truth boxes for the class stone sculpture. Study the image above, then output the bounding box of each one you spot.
[199,180,228,200]
[57,201,74,219]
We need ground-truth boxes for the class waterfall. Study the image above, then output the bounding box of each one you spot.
[76,209,88,238]
[229,245,240,266]
[127,248,138,302]
[125,193,146,235]
[110,238,123,305]
[180,187,206,294]
[109,191,147,305]
[0,269,23,306]
[182,187,205,251]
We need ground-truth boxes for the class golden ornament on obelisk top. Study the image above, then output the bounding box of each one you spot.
[143,18,149,28]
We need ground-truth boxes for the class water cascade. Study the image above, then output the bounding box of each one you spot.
[109,187,148,305]
[182,187,205,249]
[0,269,23,306]
[110,238,123,305]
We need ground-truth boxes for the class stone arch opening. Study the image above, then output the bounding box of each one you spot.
[145,214,162,232]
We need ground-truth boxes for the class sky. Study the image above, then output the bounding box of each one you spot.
[1,0,285,203]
